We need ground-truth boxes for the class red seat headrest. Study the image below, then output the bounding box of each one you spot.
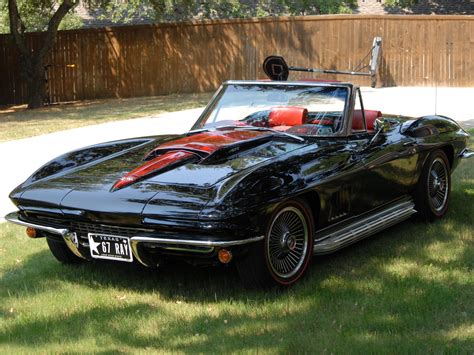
[352,110,382,132]
[268,107,308,127]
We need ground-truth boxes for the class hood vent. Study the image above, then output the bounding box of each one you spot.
[113,129,271,191]
[112,150,199,191]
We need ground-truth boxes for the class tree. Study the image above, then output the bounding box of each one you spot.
[5,0,357,109]
[8,0,78,108]
[384,0,419,7]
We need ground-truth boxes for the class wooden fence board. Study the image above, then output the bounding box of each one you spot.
[1,15,473,105]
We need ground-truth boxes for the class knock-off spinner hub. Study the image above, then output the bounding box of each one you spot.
[280,231,297,251]
[431,172,444,196]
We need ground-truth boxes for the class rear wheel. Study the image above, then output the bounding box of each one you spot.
[236,199,314,288]
[46,238,84,264]
[414,149,451,221]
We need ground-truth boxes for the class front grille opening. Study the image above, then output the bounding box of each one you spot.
[22,213,218,256]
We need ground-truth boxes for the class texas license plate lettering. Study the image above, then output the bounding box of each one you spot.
[88,234,133,262]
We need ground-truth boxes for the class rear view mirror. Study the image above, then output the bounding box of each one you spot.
[263,56,289,81]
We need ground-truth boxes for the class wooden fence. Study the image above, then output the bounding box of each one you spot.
[1,15,473,105]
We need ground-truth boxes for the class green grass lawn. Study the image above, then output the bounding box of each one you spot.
[0,93,212,142]
[1,134,473,353]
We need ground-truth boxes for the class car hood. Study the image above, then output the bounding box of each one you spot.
[14,129,308,223]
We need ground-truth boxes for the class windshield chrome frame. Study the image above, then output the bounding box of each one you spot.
[191,80,355,138]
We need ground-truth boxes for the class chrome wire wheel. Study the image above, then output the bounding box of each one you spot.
[428,157,449,212]
[266,206,310,280]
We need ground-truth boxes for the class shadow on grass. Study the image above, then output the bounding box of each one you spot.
[1,213,472,352]
[1,204,472,351]
[1,161,472,351]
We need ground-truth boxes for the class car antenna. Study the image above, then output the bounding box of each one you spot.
[263,37,382,88]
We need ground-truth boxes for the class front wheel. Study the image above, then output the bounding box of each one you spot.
[414,149,451,221]
[236,199,314,288]
[46,238,84,264]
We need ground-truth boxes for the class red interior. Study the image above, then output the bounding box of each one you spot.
[248,106,382,134]
[268,107,308,127]
[352,110,382,132]
[309,119,334,126]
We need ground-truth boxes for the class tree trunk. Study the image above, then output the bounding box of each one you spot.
[23,56,47,109]
[8,0,76,109]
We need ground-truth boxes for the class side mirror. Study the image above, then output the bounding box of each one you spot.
[367,118,391,148]
[374,118,392,133]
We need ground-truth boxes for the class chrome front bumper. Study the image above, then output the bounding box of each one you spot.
[459,148,474,159]
[5,211,85,260]
[5,211,263,266]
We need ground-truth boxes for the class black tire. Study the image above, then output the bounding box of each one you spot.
[236,199,314,288]
[414,149,451,221]
[46,238,84,264]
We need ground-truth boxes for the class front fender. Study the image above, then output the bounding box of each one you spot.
[8,136,176,203]
[21,137,171,187]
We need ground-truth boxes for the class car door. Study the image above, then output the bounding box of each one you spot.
[349,124,419,214]
[347,90,419,215]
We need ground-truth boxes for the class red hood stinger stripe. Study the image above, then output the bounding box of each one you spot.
[113,130,270,191]
[112,150,198,191]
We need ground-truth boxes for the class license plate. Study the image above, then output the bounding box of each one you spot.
[88,233,133,262]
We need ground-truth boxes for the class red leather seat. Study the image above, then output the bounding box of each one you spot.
[268,107,308,127]
[352,110,382,132]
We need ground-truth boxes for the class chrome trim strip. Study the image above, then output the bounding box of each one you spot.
[156,245,214,254]
[130,235,264,248]
[130,235,264,267]
[62,231,86,259]
[6,211,264,266]
[459,148,474,159]
[225,80,352,87]
[130,240,150,267]
[313,200,416,255]
[5,211,86,259]
[234,126,305,143]
[5,211,68,236]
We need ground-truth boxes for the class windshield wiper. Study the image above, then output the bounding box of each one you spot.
[234,126,306,143]
[199,125,305,143]
[186,128,209,136]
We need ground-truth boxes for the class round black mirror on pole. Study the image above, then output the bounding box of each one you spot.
[262,56,289,81]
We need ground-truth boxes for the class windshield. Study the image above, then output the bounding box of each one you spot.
[195,83,349,136]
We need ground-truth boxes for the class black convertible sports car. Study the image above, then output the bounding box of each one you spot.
[6,77,472,287]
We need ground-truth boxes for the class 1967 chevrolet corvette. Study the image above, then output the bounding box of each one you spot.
[5,62,472,287]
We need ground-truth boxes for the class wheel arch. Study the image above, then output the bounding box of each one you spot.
[440,144,454,169]
[298,190,320,226]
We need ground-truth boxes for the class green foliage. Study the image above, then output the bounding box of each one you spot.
[0,1,7,33]
[0,0,83,33]
[97,0,358,23]
[272,0,357,16]
[0,0,358,34]
[58,11,83,30]
[384,0,419,8]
